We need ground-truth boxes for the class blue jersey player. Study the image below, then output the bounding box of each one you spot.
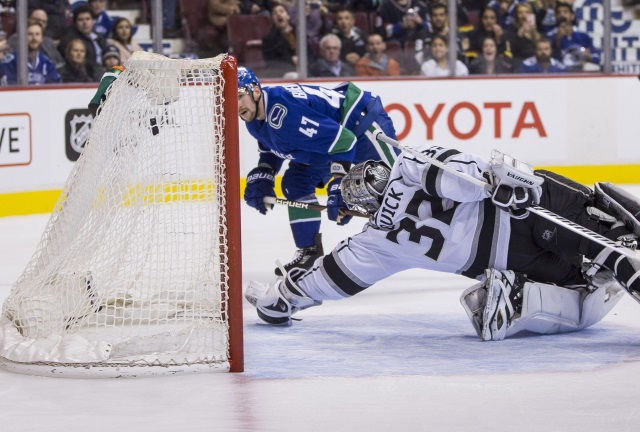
[237,67,400,277]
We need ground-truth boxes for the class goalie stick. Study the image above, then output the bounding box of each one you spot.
[371,130,638,261]
[263,197,368,218]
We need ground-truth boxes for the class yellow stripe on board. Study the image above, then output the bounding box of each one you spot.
[536,164,640,185]
[2,165,640,218]
[0,190,62,217]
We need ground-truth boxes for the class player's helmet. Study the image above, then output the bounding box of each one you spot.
[238,66,261,94]
[341,161,391,214]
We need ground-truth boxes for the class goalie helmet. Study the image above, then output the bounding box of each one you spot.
[340,161,391,214]
[238,66,261,94]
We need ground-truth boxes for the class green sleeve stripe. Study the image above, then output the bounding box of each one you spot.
[340,82,364,125]
[367,124,398,165]
[89,68,122,106]
[328,127,357,155]
[378,143,397,165]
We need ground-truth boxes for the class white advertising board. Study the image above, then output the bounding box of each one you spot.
[1,75,639,197]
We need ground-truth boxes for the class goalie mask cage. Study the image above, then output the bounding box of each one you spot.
[0,52,243,377]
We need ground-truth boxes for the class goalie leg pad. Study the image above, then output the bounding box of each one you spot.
[462,268,623,341]
[460,282,487,337]
[460,281,488,338]
[507,270,624,337]
[595,182,640,237]
[581,269,625,329]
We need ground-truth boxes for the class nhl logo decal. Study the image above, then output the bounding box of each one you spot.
[65,109,94,161]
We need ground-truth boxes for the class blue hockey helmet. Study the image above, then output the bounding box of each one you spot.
[238,66,261,94]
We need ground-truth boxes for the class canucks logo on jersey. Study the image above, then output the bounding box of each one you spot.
[268,104,287,129]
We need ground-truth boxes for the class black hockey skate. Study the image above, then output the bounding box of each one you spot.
[274,233,324,280]
[245,272,323,326]
[482,269,527,340]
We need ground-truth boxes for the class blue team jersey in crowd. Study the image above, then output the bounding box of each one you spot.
[93,11,114,38]
[0,51,61,85]
[518,57,567,73]
[547,26,601,65]
[245,82,376,167]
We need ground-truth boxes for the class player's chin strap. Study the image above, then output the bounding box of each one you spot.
[370,129,640,301]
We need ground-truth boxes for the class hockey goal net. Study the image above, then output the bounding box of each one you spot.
[0,52,243,377]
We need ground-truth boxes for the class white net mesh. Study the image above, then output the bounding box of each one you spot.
[0,52,237,376]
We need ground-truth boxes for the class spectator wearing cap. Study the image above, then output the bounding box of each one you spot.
[8,10,65,68]
[57,38,104,83]
[107,17,142,63]
[102,44,120,68]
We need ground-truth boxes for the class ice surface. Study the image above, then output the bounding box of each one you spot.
[1,191,640,432]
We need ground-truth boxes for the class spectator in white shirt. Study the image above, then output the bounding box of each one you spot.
[420,34,469,77]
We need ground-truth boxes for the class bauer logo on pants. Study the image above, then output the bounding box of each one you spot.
[0,113,32,167]
[65,109,94,161]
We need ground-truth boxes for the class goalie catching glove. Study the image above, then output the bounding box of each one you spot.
[244,164,276,215]
[488,149,543,218]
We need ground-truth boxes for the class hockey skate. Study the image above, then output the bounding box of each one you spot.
[245,271,322,326]
[481,269,525,341]
[274,233,324,280]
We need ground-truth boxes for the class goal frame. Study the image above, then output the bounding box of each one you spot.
[0,54,244,376]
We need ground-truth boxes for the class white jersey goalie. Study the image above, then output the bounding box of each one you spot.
[246,145,640,341]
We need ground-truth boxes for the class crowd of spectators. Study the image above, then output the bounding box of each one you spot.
[0,0,133,85]
[249,0,601,77]
[0,0,605,85]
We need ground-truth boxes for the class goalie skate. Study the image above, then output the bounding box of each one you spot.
[481,269,524,341]
[245,272,322,326]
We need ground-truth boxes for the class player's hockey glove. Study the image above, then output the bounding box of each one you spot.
[489,149,543,219]
[244,165,276,215]
[327,176,352,225]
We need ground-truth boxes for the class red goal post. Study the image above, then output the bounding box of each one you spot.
[221,55,244,373]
